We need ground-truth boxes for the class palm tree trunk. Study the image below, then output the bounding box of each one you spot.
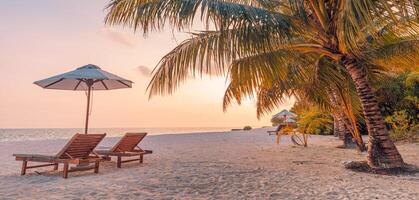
[342,116,367,151]
[333,114,339,137]
[341,56,404,169]
[336,115,356,148]
[337,116,345,140]
[341,118,356,148]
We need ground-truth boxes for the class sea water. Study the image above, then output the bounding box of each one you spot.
[0,127,234,142]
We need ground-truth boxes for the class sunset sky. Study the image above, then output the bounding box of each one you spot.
[0,0,293,128]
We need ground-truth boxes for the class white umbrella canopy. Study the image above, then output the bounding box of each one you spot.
[34,64,133,133]
[34,64,132,90]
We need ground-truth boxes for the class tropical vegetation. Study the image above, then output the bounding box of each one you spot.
[247,56,366,150]
[291,102,334,136]
[377,72,419,142]
[290,71,418,146]
[105,0,418,170]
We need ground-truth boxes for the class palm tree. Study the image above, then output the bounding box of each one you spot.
[222,55,366,150]
[105,0,418,169]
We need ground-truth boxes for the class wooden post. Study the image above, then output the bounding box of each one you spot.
[117,156,122,168]
[94,161,99,173]
[84,80,93,134]
[21,161,27,175]
[276,134,281,145]
[140,154,143,164]
[63,163,69,179]
[54,163,59,170]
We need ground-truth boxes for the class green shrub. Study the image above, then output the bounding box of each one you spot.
[385,110,419,142]
[376,72,419,142]
[243,126,252,131]
[389,124,419,142]
[297,109,333,135]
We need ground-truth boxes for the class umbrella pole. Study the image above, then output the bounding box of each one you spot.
[84,82,92,134]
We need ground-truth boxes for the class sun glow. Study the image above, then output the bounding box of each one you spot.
[0,0,293,128]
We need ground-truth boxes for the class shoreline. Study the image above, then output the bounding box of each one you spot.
[0,127,240,142]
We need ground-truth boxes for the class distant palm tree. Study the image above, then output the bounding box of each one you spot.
[105,0,418,169]
[223,56,366,150]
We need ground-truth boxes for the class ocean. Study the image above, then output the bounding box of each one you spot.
[0,127,235,142]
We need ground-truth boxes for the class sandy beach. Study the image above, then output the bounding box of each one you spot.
[0,128,418,199]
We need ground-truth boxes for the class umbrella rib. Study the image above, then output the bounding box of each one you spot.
[100,80,109,90]
[43,78,65,88]
[73,79,83,90]
[117,80,130,88]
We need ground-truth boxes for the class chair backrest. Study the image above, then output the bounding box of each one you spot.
[111,132,147,152]
[56,133,106,159]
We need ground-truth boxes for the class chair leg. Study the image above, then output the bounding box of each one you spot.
[53,163,59,170]
[63,163,69,179]
[117,156,122,168]
[94,161,99,173]
[140,154,144,164]
[21,161,27,175]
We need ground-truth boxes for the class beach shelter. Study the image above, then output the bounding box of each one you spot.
[34,64,133,134]
[284,117,296,126]
[271,109,297,126]
[273,109,297,119]
[285,118,296,123]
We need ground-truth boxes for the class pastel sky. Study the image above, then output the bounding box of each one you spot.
[0,0,293,128]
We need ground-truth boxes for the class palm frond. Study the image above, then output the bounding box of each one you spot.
[105,0,296,35]
[146,27,298,97]
[221,49,316,116]
[364,37,419,72]
[297,108,333,135]
[335,0,417,54]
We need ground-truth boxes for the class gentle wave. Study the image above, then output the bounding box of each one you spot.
[0,127,235,142]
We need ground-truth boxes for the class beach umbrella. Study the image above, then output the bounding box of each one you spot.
[285,118,296,123]
[34,64,133,134]
[271,109,297,126]
[273,109,297,119]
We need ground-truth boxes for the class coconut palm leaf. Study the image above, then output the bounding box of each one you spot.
[335,0,417,54]
[221,49,316,114]
[297,108,333,135]
[105,0,296,35]
[146,27,299,97]
[365,38,419,72]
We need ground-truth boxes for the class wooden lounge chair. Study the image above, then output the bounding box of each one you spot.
[13,133,107,178]
[94,132,152,168]
[268,124,286,136]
